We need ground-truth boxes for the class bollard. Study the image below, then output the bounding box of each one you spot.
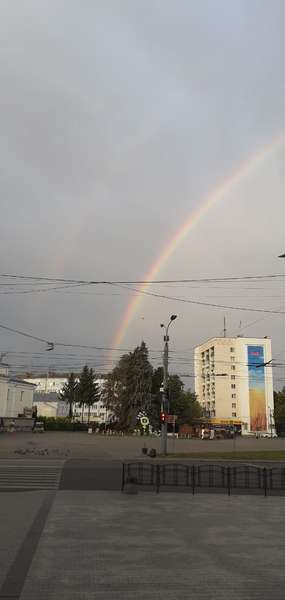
[124,476,138,495]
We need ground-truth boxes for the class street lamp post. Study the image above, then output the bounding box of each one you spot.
[160,315,177,455]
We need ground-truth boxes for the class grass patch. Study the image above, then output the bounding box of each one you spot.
[163,451,285,461]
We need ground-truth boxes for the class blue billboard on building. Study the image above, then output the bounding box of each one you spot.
[247,345,267,431]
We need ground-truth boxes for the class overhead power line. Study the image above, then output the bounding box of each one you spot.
[0,323,52,345]
[0,283,89,295]
[110,283,285,315]
[1,272,285,285]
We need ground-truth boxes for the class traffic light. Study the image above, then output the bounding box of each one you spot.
[160,412,166,423]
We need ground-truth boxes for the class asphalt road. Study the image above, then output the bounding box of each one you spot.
[59,458,285,492]
[2,456,285,492]
[59,459,123,490]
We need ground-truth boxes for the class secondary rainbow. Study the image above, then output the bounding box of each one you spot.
[112,135,285,352]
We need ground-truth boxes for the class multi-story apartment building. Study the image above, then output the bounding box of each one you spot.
[194,337,274,435]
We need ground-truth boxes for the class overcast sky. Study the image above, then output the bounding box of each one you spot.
[1,1,285,383]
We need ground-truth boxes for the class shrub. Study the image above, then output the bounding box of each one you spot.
[39,417,88,431]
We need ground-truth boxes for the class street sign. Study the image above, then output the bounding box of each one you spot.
[166,414,177,424]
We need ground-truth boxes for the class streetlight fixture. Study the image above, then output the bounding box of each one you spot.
[160,315,178,455]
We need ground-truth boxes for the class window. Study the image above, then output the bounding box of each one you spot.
[232,412,237,417]
[232,403,236,408]
[231,357,235,362]
[232,393,236,399]
[230,347,235,352]
[231,375,235,380]
[231,384,236,389]
[231,365,235,370]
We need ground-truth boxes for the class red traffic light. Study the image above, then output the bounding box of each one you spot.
[160,412,167,423]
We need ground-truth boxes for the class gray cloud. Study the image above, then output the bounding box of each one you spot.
[0,1,285,380]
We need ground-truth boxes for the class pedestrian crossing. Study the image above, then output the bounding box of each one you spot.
[0,459,64,490]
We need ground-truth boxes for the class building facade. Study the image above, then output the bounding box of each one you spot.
[0,365,35,418]
[194,337,274,435]
[27,375,111,424]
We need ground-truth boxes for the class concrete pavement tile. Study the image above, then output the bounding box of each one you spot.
[20,492,285,599]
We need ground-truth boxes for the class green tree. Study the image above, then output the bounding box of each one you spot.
[58,372,78,418]
[168,374,184,407]
[103,342,153,430]
[170,389,202,426]
[274,388,285,433]
[78,365,101,424]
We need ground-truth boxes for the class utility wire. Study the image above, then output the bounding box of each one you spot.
[110,283,285,315]
[1,272,285,285]
[0,283,90,295]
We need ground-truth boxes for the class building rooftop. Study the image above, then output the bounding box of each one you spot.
[9,378,37,387]
[195,335,271,348]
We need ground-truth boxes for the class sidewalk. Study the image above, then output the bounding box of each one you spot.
[0,491,47,591]
[15,491,285,600]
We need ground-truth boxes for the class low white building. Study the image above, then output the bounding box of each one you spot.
[27,375,111,424]
[0,364,36,418]
[35,401,59,418]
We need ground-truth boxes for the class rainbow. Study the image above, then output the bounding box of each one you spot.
[112,135,285,352]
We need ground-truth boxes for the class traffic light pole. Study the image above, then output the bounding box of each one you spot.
[160,315,177,455]
[161,333,169,455]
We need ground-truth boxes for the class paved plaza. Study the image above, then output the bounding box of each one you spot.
[1,491,285,599]
[0,431,285,459]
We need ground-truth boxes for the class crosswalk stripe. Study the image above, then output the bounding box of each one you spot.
[0,459,64,489]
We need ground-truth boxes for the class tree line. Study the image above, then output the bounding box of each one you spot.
[60,356,285,434]
[60,342,201,430]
